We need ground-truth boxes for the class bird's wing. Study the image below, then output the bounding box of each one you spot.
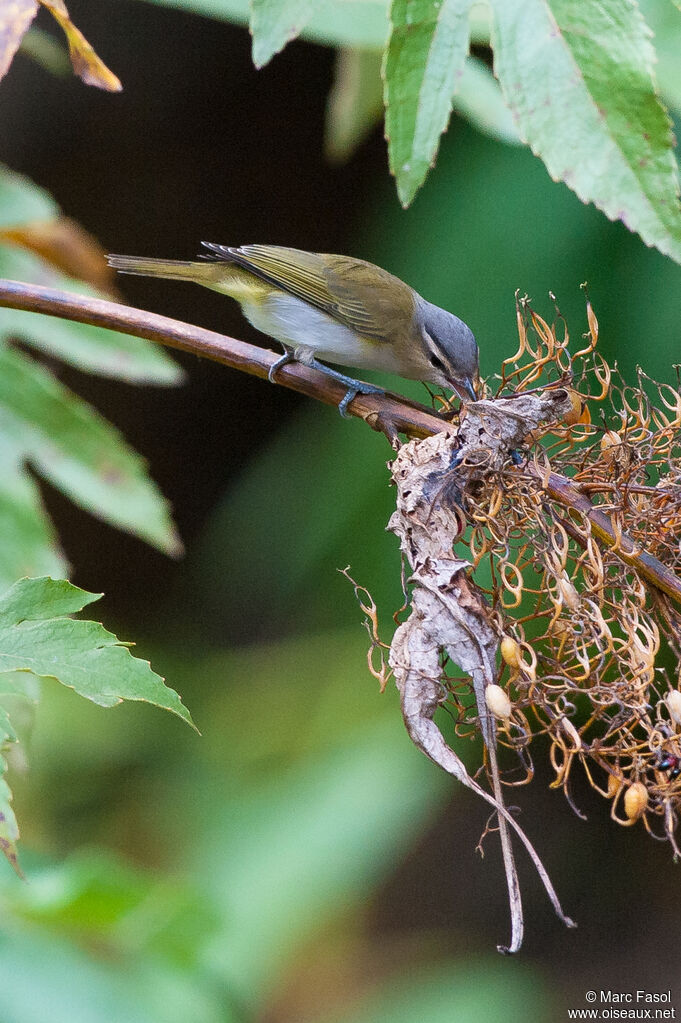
[200,243,414,342]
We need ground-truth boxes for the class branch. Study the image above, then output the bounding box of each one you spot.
[1,277,680,611]
[0,278,447,442]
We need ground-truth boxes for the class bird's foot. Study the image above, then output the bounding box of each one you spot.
[305,358,384,417]
[337,380,385,418]
[268,350,294,383]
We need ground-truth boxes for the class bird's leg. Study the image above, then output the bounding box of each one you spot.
[268,345,294,383]
[305,357,384,418]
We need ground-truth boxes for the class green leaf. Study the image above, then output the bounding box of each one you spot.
[0,707,20,876]
[0,927,232,1023]
[142,0,390,49]
[0,577,194,871]
[0,345,183,560]
[0,166,57,228]
[452,57,520,146]
[0,166,183,578]
[0,672,41,875]
[325,47,384,163]
[0,440,67,588]
[638,0,681,119]
[250,0,322,67]
[3,850,219,968]
[384,0,473,206]
[490,0,681,263]
[0,577,193,724]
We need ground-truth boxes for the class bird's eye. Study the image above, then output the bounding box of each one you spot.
[429,354,445,371]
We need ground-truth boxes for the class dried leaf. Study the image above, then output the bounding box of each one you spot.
[0,216,116,293]
[38,0,121,91]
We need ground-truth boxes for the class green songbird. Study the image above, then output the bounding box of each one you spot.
[107,243,479,415]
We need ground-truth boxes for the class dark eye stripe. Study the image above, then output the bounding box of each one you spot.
[423,329,453,373]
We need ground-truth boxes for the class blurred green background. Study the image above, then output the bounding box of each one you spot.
[1,2,680,1020]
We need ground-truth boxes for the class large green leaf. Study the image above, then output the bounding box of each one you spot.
[383,0,473,206]
[490,0,681,263]
[0,578,192,874]
[0,577,193,721]
[0,345,182,564]
[250,0,323,67]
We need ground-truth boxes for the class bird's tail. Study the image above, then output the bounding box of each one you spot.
[107,253,219,283]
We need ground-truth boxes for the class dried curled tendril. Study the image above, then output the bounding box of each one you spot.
[460,291,681,852]
[347,289,681,950]
[445,290,681,852]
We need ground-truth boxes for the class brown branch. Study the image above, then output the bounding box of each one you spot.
[1,276,680,611]
[540,470,681,609]
[0,278,447,441]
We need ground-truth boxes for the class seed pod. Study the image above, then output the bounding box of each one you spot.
[559,574,580,610]
[666,690,681,727]
[485,684,512,720]
[564,389,590,426]
[549,617,571,639]
[624,781,648,821]
[500,635,521,669]
[607,773,622,799]
[600,430,622,461]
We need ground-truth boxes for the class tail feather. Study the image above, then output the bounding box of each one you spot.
[107,253,220,284]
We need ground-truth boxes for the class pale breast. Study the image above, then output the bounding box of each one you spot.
[242,293,408,375]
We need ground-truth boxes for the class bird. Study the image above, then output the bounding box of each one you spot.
[107,243,479,415]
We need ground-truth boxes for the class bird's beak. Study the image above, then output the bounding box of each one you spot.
[450,375,479,403]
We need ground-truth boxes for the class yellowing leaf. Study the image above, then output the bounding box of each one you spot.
[38,0,121,90]
[0,217,117,294]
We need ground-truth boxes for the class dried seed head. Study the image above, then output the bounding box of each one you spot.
[500,635,522,668]
[666,690,681,727]
[386,292,681,856]
[485,684,512,720]
[624,782,649,821]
